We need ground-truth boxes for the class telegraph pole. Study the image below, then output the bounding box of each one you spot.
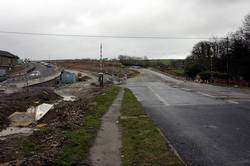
[98,43,104,87]
[210,45,214,83]
[210,53,213,82]
[100,43,103,72]
[226,37,229,85]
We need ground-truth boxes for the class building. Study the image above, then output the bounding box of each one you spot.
[0,50,19,70]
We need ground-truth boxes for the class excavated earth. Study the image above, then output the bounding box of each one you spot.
[0,85,103,165]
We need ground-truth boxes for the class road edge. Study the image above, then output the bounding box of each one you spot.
[157,128,186,166]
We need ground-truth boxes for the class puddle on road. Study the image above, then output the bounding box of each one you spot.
[0,127,36,140]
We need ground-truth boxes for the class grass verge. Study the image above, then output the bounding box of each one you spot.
[121,88,184,166]
[57,86,120,165]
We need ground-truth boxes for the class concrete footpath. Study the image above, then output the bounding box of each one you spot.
[90,89,124,166]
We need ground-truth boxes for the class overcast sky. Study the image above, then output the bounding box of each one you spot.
[0,0,249,60]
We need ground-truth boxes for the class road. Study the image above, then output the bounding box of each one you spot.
[1,62,57,85]
[127,69,250,166]
[32,62,57,78]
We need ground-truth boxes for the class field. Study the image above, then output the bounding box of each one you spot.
[51,59,139,78]
[149,59,172,65]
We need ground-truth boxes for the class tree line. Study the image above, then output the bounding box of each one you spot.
[185,13,250,82]
[118,55,150,67]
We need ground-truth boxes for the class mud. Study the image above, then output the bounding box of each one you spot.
[0,88,61,130]
[0,86,103,165]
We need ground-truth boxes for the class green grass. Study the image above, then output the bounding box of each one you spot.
[21,142,37,155]
[57,86,120,166]
[149,59,172,65]
[168,69,185,77]
[121,89,184,166]
[121,88,145,116]
[172,69,184,75]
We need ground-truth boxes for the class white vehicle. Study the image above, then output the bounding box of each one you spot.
[29,71,41,78]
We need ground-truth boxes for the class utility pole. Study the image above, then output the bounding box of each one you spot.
[226,37,229,85]
[210,45,214,83]
[210,54,213,82]
[100,43,103,72]
[25,61,29,97]
[98,43,104,87]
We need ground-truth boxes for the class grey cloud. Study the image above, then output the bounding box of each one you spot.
[0,0,249,60]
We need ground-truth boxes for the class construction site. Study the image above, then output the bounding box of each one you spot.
[0,58,139,165]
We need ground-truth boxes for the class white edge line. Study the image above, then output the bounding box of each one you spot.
[227,100,239,104]
[197,91,215,98]
[181,88,192,91]
[157,128,186,165]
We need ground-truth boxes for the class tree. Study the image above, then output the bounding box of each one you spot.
[185,13,250,82]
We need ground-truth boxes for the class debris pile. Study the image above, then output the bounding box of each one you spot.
[0,88,61,130]
[0,127,35,140]
[0,86,102,165]
[9,112,35,127]
[41,99,86,129]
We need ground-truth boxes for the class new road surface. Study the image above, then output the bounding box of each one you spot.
[127,69,250,166]
[1,62,58,86]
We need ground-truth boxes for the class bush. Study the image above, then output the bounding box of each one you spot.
[199,71,228,80]
[184,63,205,79]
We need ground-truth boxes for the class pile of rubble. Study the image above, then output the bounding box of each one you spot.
[0,86,102,165]
[0,88,61,130]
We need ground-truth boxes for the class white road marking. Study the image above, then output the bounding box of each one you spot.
[181,88,192,91]
[227,100,239,104]
[205,125,218,129]
[147,86,170,106]
[197,92,215,98]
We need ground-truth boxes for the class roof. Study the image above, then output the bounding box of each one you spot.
[0,50,19,59]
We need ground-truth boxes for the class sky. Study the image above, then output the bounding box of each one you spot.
[0,0,250,60]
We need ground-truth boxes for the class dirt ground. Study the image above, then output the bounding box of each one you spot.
[0,60,138,165]
[52,60,139,78]
[0,77,104,165]
[0,88,61,130]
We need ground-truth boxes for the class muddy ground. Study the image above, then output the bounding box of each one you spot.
[52,60,139,78]
[0,88,61,130]
[0,76,105,165]
[0,61,137,165]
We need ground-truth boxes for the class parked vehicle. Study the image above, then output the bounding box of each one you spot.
[29,71,41,78]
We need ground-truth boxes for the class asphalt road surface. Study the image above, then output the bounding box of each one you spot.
[127,69,250,166]
[2,62,56,84]
[33,62,56,78]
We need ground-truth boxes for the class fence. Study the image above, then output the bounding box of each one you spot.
[214,79,249,87]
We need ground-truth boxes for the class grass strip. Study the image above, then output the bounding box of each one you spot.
[121,88,184,166]
[57,86,120,165]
